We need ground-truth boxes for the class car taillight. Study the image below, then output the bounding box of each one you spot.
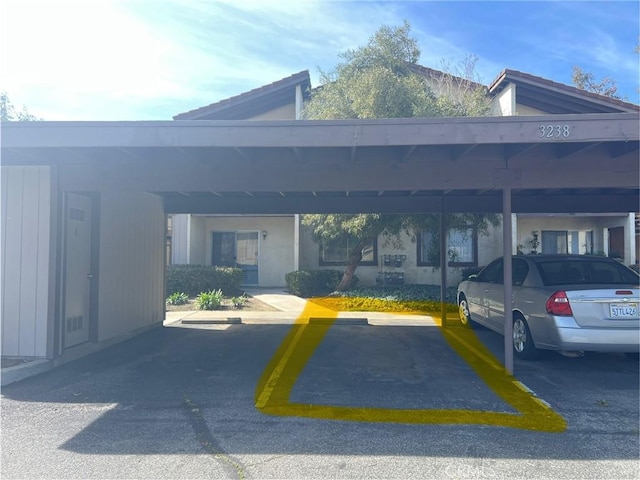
[546,291,573,316]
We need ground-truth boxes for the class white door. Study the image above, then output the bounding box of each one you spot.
[63,193,92,348]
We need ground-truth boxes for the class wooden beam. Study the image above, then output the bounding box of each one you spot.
[56,147,639,192]
[3,114,638,152]
[451,144,477,161]
[233,147,251,161]
[555,142,601,160]
[607,141,640,159]
[503,143,539,160]
[162,191,639,215]
[402,145,417,162]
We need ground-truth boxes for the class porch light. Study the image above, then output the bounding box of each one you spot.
[262,230,268,240]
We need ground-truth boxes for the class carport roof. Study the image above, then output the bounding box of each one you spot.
[2,113,639,214]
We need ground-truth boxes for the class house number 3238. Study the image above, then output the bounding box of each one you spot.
[539,124,570,138]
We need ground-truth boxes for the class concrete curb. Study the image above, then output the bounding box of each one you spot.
[309,317,369,325]
[1,360,53,387]
[1,323,162,387]
[181,317,242,325]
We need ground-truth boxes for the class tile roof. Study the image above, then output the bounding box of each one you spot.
[174,70,311,120]
[175,65,637,121]
[408,63,487,91]
[489,69,639,113]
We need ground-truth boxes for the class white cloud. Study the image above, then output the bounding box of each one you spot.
[2,0,636,120]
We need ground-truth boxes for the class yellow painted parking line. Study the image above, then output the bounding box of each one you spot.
[255,323,310,409]
[254,298,566,432]
[255,302,337,409]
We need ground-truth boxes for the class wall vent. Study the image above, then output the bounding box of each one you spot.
[66,315,83,332]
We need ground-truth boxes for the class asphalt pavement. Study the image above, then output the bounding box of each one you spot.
[1,290,639,479]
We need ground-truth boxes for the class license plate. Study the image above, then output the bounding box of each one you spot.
[609,303,638,318]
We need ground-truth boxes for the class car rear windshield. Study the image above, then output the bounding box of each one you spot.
[536,260,640,286]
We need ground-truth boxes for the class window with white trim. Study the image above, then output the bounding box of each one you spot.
[320,235,377,266]
[417,227,477,266]
[541,230,593,255]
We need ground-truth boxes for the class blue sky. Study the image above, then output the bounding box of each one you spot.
[2,0,638,120]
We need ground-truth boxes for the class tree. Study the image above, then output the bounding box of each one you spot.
[1,92,39,121]
[571,66,620,99]
[302,22,499,291]
[303,214,407,290]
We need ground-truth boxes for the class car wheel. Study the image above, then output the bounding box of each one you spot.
[513,316,539,360]
[458,295,472,328]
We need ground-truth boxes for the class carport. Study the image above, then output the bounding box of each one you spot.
[2,112,639,373]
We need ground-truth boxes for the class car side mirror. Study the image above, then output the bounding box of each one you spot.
[467,274,478,281]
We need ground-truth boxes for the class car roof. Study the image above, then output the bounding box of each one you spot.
[525,254,615,263]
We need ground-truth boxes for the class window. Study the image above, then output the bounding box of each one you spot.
[418,227,477,266]
[474,259,528,285]
[320,235,377,266]
[513,258,529,286]
[477,259,503,284]
[541,230,593,254]
[537,259,639,286]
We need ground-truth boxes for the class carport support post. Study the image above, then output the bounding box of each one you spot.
[440,203,448,328]
[503,187,514,375]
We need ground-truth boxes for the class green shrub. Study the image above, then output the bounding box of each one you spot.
[166,265,243,297]
[166,292,189,306]
[285,269,354,297]
[231,295,247,309]
[338,284,458,305]
[195,289,224,310]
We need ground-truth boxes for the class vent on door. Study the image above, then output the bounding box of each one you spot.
[66,315,84,333]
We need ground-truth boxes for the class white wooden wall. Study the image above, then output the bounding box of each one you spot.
[1,166,51,357]
[97,192,165,341]
[170,214,190,264]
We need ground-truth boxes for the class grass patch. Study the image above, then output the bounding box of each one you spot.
[315,284,458,314]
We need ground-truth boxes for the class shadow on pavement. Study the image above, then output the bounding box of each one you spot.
[2,321,638,461]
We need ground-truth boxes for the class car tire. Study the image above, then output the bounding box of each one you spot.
[458,295,472,328]
[513,315,539,360]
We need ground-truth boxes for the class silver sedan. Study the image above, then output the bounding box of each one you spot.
[457,254,640,359]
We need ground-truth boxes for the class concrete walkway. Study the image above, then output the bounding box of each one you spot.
[165,288,436,327]
[164,288,308,325]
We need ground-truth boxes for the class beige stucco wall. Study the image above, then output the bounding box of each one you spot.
[516,104,547,116]
[97,192,165,341]
[489,82,547,116]
[1,166,52,357]
[299,223,504,287]
[189,215,207,265]
[249,103,296,120]
[185,215,295,287]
